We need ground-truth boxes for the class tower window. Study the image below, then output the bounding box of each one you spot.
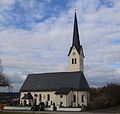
[73,95,76,102]
[72,58,74,64]
[75,58,77,64]
[72,58,77,64]
[47,94,50,101]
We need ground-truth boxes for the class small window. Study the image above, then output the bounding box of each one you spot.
[60,95,63,98]
[73,95,76,102]
[75,58,77,64]
[24,100,27,106]
[60,102,63,107]
[47,94,50,101]
[34,94,38,99]
[51,101,53,105]
[39,94,42,101]
[72,58,77,64]
[81,95,84,102]
[72,58,74,64]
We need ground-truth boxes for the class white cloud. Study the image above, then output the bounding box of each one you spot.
[0,0,120,91]
[0,0,15,11]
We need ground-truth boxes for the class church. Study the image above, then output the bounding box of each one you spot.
[20,12,90,107]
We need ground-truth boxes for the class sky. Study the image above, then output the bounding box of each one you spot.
[0,0,120,92]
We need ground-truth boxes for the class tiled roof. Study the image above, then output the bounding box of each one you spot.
[20,71,89,92]
[55,87,72,95]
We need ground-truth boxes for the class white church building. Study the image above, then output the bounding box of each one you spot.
[20,12,90,107]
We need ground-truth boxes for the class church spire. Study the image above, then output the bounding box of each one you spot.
[72,11,80,49]
[68,11,81,56]
[68,12,84,72]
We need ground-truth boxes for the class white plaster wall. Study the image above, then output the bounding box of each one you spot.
[33,91,56,105]
[55,95,66,107]
[68,46,84,72]
[78,91,89,106]
[66,90,73,107]
[20,91,89,107]
[72,91,89,107]
[20,91,56,106]
[57,107,81,112]
[72,91,78,107]
[4,106,82,112]
[20,92,30,105]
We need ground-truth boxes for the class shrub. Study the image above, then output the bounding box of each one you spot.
[89,83,120,110]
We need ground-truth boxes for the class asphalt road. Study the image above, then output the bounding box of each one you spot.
[3,105,120,114]
[3,110,120,114]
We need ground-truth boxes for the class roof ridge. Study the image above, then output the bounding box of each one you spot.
[28,71,83,76]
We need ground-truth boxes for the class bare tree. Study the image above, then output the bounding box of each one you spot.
[0,59,11,87]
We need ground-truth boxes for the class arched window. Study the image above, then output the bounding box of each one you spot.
[75,58,77,64]
[60,95,63,98]
[73,95,76,102]
[24,100,27,106]
[72,58,77,64]
[81,95,84,102]
[60,102,63,107]
[34,94,38,98]
[47,94,50,101]
[51,101,53,105]
[39,94,42,101]
[72,58,74,64]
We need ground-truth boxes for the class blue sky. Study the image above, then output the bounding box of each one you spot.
[0,0,120,91]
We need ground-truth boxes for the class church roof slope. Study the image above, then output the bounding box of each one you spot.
[55,87,72,95]
[20,71,89,92]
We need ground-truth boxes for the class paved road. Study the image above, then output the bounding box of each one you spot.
[4,110,120,114]
[4,105,120,114]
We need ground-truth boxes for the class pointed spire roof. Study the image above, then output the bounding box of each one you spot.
[72,12,80,48]
[68,12,84,56]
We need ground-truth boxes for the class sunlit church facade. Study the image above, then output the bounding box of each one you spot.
[20,12,90,107]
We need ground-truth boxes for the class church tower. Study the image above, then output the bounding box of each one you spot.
[68,12,84,72]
